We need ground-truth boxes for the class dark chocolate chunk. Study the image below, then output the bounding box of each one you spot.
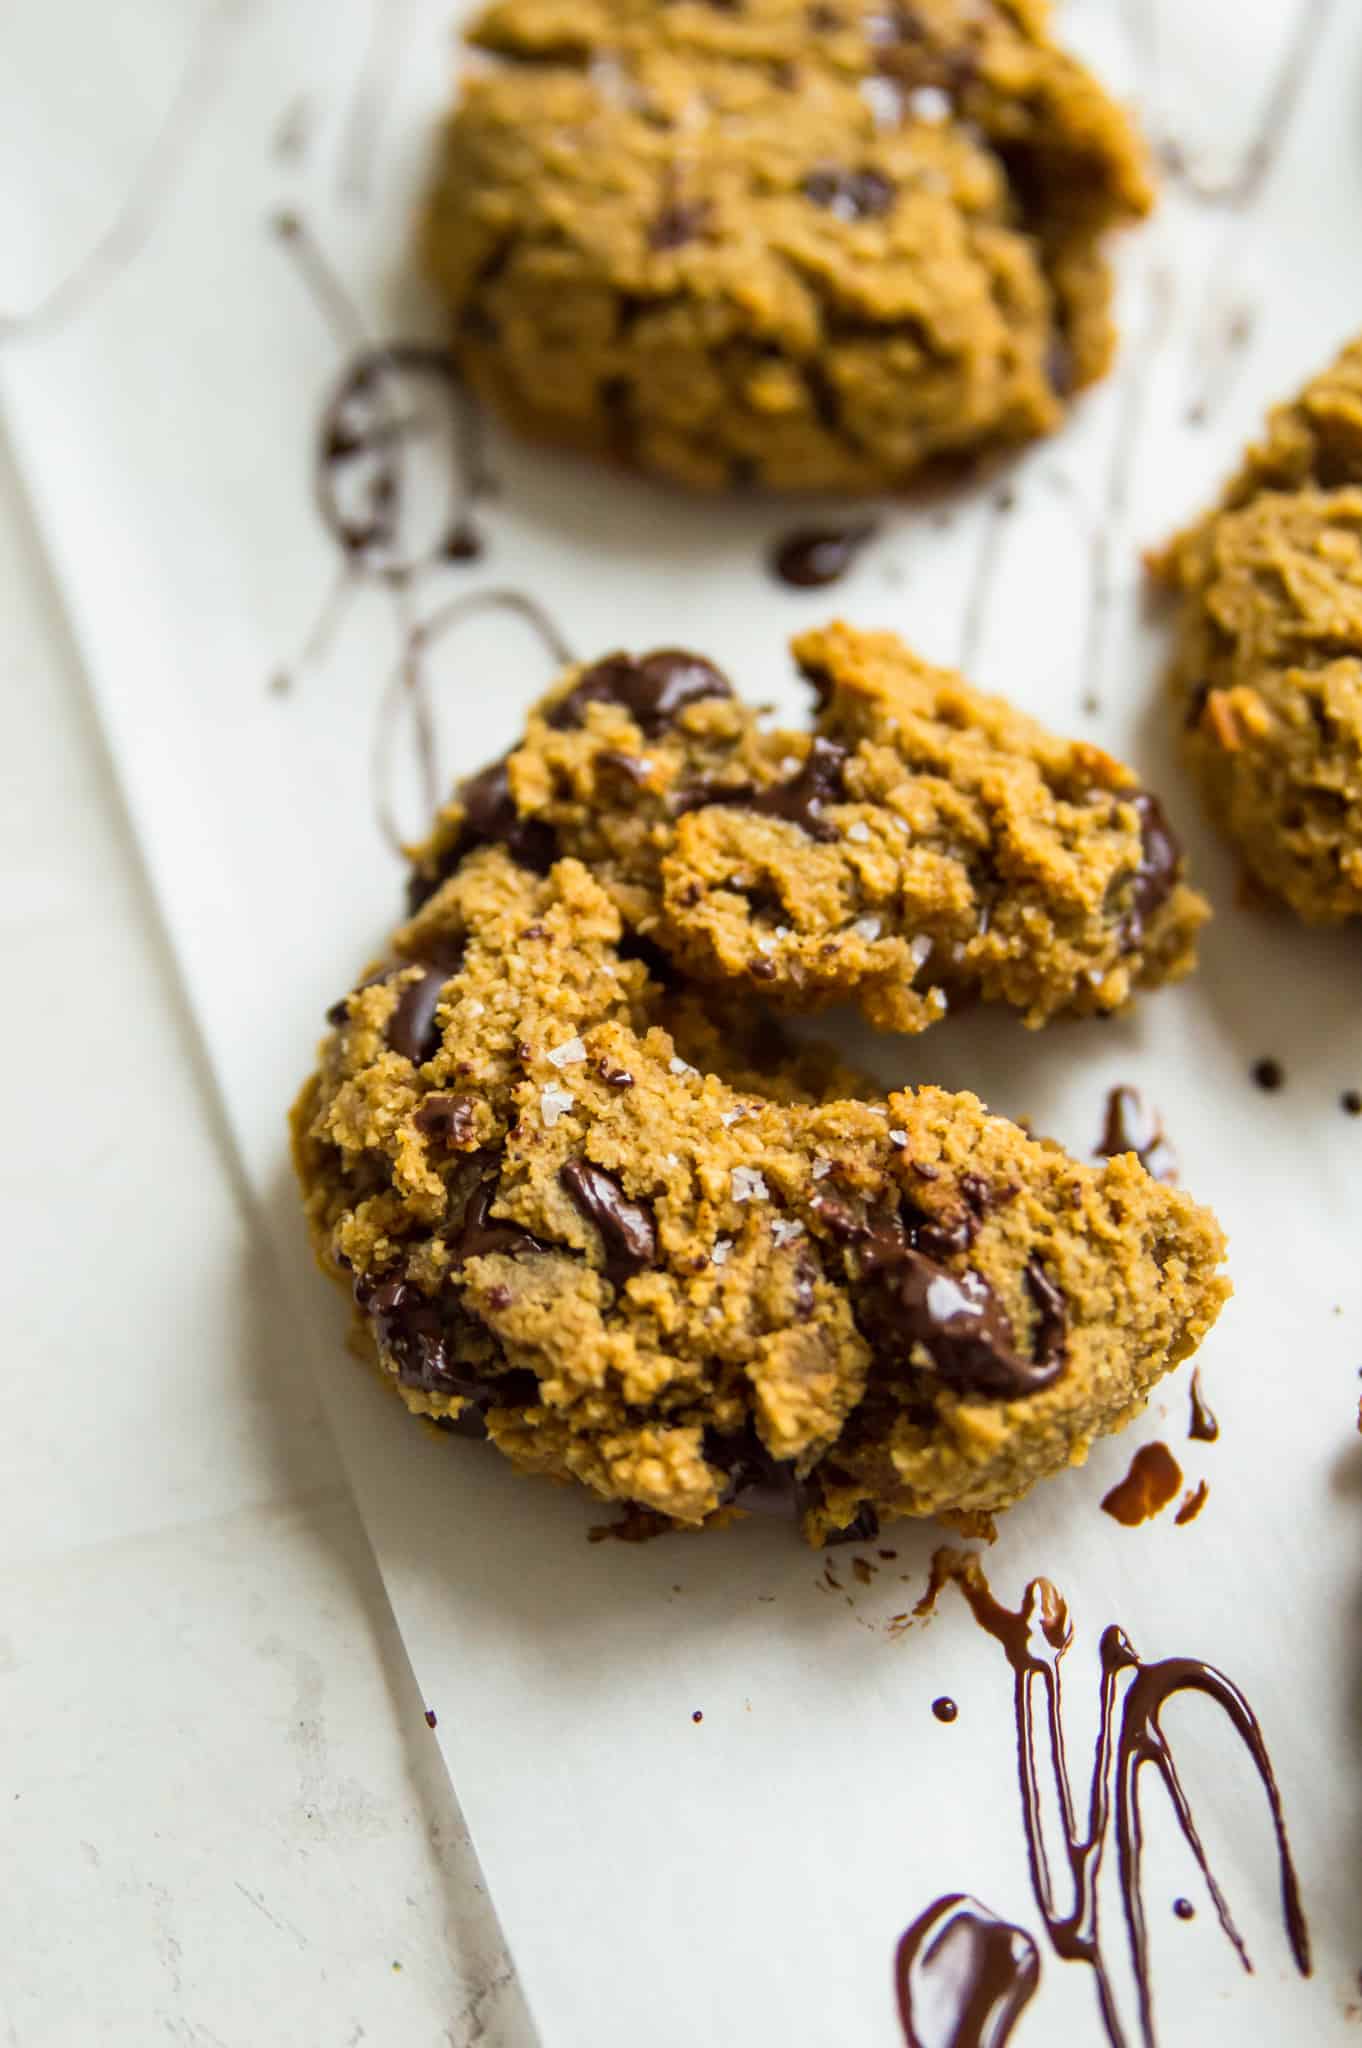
[548,649,733,734]
[770,524,877,589]
[560,1159,658,1281]
[803,166,896,221]
[1118,790,1182,947]
[677,737,849,843]
[414,1093,480,1149]
[405,753,556,911]
[387,949,462,1065]
[447,1179,546,1263]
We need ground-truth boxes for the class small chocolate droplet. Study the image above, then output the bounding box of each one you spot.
[931,1696,959,1723]
[1251,1057,1285,1092]
[770,524,877,589]
[1341,1089,1361,1117]
[1173,1898,1195,1921]
[692,1709,704,1723]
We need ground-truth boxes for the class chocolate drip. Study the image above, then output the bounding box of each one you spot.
[1118,792,1182,948]
[895,1895,1039,2048]
[925,1551,1311,2048]
[770,524,878,589]
[679,738,850,844]
[1100,1442,1182,1528]
[1098,1087,1178,1184]
[1187,1370,1219,1444]
[1174,1479,1209,1527]
[560,1159,658,1281]
[549,650,733,734]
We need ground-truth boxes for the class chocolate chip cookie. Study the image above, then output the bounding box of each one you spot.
[293,817,1227,1550]
[419,0,1152,491]
[408,623,1207,1034]
[1153,334,1362,923]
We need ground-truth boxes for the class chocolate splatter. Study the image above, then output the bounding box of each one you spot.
[770,524,878,589]
[1100,1442,1182,1527]
[921,1550,1311,2048]
[560,1159,658,1281]
[896,1895,1040,2048]
[1098,1087,1178,1183]
[1341,1089,1362,1117]
[1174,1479,1210,1527]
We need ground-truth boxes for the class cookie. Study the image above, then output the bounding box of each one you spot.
[419,0,1152,492]
[1153,335,1362,923]
[292,851,1228,1549]
[407,623,1208,1034]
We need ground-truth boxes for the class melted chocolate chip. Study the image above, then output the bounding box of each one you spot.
[769,524,877,589]
[678,737,849,843]
[1119,790,1182,947]
[548,650,733,734]
[803,166,896,220]
[560,1159,658,1281]
[387,949,463,1064]
[447,1180,546,1264]
[414,1093,479,1149]
[353,1266,532,1406]
[406,753,556,911]
[648,198,713,250]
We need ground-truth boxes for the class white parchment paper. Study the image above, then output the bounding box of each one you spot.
[3,2,1359,2040]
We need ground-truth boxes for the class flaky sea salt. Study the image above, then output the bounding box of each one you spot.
[732,1167,769,1203]
[812,1158,832,1181]
[780,754,801,776]
[547,1036,586,1068]
[539,1083,575,1127]
[852,915,883,942]
[889,1129,909,1150]
[755,933,778,955]
[907,84,952,122]
[720,1108,747,1127]
[669,1056,697,1076]
[712,1238,733,1267]
[770,1218,803,1248]
[463,999,485,1017]
[860,74,903,130]
[908,935,933,972]
[847,821,871,844]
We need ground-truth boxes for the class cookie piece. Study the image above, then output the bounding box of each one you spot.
[1153,336,1362,922]
[408,624,1207,1033]
[419,0,1151,492]
[292,845,1228,1544]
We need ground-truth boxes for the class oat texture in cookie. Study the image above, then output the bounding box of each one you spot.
[407,624,1208,1034]
[419,0,1152,492]
[293,857,1227,1548]
[1154,333,1362,923]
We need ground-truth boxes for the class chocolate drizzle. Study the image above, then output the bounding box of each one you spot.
[1098,1087,1178,1184]
[895,1895,1040,2048]
[770,524,878,589]
[549,650,733,734]
[923,1551,1311,2048]
[1187,1370,1219,1444]
[560,1159,658,1281]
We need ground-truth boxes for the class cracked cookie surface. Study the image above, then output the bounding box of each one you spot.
[409,623,1207,1034]
[1154,334,1362,923]
[293,848,1227,1548]
[420,0,1151,491]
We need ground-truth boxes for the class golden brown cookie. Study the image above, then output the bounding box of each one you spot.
[419,0,1151,491]
[293,690,1227,1548]
[408,624,1207,1033]
[1154,336,1362,923]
